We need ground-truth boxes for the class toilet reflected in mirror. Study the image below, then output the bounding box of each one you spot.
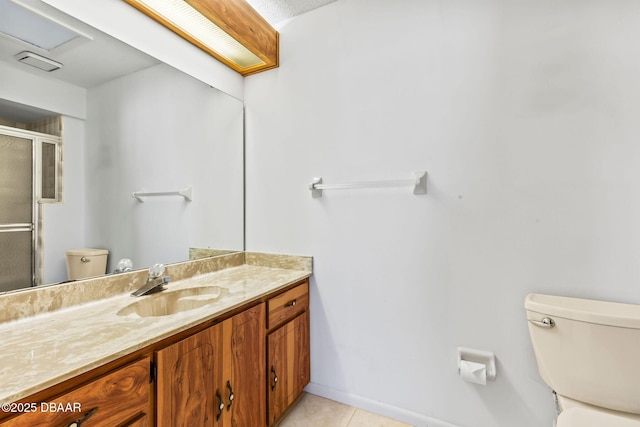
[65,248,108,281]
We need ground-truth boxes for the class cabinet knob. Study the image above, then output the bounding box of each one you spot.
[226,380,235,410]
[270,366,279,391]
[216,389,224,421]
[285,299,297,307]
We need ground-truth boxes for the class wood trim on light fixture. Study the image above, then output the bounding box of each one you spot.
[124,0,279,76]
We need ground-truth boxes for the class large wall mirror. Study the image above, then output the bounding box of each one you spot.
[0,0,244,292]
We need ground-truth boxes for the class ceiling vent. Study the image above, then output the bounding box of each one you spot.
[14,51,62,72]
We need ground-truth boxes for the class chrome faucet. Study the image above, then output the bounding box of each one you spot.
[131,263,171,297]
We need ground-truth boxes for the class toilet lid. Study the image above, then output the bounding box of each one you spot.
[558,407,640,427]
[66,248,109,256]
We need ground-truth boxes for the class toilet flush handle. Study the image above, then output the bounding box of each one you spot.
[80,257,90,262]
[529,317,555,329]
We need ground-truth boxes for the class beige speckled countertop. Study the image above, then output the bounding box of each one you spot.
[0,252,311,405]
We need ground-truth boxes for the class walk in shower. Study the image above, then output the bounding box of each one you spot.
[0,125,59,291]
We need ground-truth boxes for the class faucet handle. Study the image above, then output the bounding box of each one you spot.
[149,263,165,279]
[114,258,133,274]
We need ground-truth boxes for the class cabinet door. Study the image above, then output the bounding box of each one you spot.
[220,303,266,427]
[0,358,150,427]
[267,311,310,425]
[156,326,223,427]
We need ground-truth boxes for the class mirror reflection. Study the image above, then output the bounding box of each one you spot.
[0,0,244,292]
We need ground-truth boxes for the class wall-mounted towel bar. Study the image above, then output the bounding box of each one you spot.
[309,171,427,198]
[132,186,193,202]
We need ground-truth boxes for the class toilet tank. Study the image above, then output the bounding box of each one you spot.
[525,293,640,414]
[65,248,109,280]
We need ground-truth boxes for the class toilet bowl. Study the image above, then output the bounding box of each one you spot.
[65,248,108,280]
[525,293,640,427]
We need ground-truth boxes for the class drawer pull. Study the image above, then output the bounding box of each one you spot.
[216,389,224,421]
[285,299,297,308]
[66,407,98,427]
[270,366,278,391]
[226,380,234,410]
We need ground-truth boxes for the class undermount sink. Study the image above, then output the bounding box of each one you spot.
[117,286,229,317]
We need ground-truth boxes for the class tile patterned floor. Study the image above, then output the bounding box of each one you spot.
[280,393,412,427]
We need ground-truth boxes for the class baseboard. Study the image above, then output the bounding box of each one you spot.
[304,382,462,427]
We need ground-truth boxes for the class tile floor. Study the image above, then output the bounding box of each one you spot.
[280,393,412,427]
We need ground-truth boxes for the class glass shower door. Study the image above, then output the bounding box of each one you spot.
[0,133,33,291]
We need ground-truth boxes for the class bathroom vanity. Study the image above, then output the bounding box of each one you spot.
[0,253,311,427]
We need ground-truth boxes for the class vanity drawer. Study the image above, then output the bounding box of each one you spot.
[267,282,309,329]
[0,357,150,427]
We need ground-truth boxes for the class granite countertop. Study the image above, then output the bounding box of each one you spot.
[0,253,311,404]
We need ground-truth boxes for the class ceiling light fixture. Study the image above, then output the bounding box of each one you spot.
[124,0,278,76]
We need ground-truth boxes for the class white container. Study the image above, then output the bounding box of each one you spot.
[65,248,109,280]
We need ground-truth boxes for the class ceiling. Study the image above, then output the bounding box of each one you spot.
[245,0,338,25]
[0,0,159,122]
[0,0,338,122]
[0,0,159,88]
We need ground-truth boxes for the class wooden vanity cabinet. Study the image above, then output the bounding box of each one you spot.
[0,278,310,427]
[266,283,310,426]
[0,357,151,427]
[156,303,265,427]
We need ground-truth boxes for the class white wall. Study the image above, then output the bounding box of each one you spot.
[42,116,85,283]
[244,0,640,426]
[85,63,244,272]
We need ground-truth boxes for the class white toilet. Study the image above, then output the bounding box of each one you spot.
[525,293,640,427]
[65,248,109,280]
